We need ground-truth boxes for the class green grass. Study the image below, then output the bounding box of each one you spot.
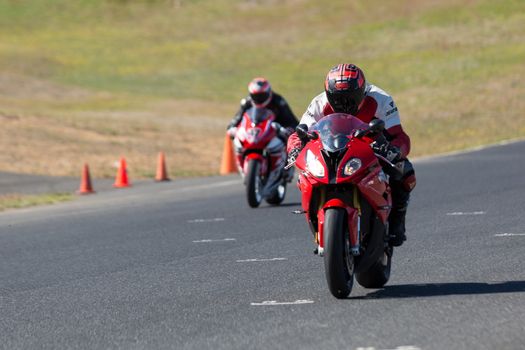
[0,193,74,211]
[2,0,522,102]
[0,0,524,176]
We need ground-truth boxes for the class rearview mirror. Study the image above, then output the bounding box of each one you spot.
[296,124,309,141]
[368,119,385,134]
[353,129,367,138]
[354,119,385,139]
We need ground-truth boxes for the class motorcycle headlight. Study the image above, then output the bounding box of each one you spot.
[306,150,325,178]
[343,158,362,176]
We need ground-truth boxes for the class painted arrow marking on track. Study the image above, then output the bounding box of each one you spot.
[250,299,314,306]
[192,238,236,243]
[446,211,486,216]
[494,233,525,237]
[237,258,288,263]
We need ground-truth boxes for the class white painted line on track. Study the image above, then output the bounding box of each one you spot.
[446,211,486,216]
[192,238,236,243]
[250,299,314,306]
[494,233,525,237]
[187,218,225,223]
[236,258,288,263]
[356,346,421,350]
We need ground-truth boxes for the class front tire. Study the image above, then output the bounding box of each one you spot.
[324,208,354,298]
[356,246,392,288]
[246,159,263,208]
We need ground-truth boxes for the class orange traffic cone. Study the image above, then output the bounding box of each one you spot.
[77,163,95,194]
[114,157,131,188]
[220,133,237,175]
[155,152,170,181]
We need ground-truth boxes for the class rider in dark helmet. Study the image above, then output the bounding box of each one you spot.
[325,65,366,116]
[227,77,299,181]
[288,64,416,247]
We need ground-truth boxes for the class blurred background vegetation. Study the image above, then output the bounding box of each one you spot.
[0,0,524,177]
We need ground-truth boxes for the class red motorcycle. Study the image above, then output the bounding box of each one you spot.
[233,106,289,208]
[288,113,399,298]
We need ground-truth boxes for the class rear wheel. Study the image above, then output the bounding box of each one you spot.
[266,181,286,205]
[324,208,354,298]
[246,159,263,208]
[356,246,392,288]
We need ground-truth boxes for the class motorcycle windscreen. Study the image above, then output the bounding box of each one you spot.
[311,113,367,152]
[247,107,273,124]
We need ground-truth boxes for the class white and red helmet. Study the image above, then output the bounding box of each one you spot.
[248,77,272,108]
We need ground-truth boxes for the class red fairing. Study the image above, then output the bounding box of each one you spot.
[387,124,411,158]
[295,139,329,184]
[317,199,359,250]
[335,137,376,182]
[233,105,290,209]
[239,113,276,151]
[357,167,391,223]
[293,113,392,255]
[234,107,281,174]
[243,152,266,175]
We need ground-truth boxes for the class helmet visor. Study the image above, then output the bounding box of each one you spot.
[250,92,270,105]
[327,93,359,115]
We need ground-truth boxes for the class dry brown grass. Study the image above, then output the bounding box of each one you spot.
[399,65,525,157]
[0,73,230,178]
[1,62,524,178]
[0,0,523,179]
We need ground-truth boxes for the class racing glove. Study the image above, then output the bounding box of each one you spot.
[271,122,293,141]
[287,147,301,165]
[372,142,401,163]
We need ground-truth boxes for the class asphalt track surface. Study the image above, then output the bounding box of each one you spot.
[1,140,525,350]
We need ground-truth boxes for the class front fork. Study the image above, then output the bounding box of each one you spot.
[241,153,267,184]
[316,190,362,256]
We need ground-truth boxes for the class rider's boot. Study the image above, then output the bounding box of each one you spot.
[388,183,410,247]
[388,159,416,247]
[388,205,407,247]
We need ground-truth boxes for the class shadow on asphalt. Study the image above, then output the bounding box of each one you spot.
[352,281,525,299]
[254,202,302,209]
[276,202,302,207]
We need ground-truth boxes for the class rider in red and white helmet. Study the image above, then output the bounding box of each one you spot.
[227,77,299,181]
[287,64,416,247]
[248,77,273,108]
[227,77,298,134]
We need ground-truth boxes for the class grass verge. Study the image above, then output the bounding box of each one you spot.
[0,193,74,212]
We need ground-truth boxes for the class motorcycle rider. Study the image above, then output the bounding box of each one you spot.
[227,77,299,181]
[287,64,416,247]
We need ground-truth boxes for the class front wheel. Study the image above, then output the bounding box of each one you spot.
[356,246,392,288]
[246,159,263,208]
[324,208,354,298]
